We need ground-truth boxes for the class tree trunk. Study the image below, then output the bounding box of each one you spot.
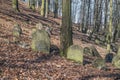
[31,0,35,11]
[54,0,58,18]
[12,0,20,12]
[36,0,39,9]
[104,0,108,30]
[60,0,73,57]
[112,0,119,42]
[28,0,32,9]
[45,0,49,18]
[41,0,45,17]
[85,0,91,33]
[106,0,113,53]
[80,0,86,33]
[28,0,35,11]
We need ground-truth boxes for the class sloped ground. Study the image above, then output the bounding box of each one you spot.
[0,0,120,80]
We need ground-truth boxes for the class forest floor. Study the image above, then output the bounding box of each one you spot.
[0,0,120,80]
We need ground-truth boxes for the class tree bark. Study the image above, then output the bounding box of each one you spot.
[60,0,73,56]
[12,0,20,12]
[45,0,49,18]
[54,0,58,18]
[106,0,113,53]
[41,0,45,17]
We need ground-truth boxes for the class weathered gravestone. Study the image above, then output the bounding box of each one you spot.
[83,46,102,58]
[83,46,105,69]
[67,45,83,64]
[31,23,50,53]
[12,24,22,43]
[36,22,52,37]
[112,46,120,68]
[92,58,105,70]
[111,43,120,53]
[36,22,43,30]
[112,56,120,68]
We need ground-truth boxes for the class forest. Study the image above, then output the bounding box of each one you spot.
[0,0,120,80]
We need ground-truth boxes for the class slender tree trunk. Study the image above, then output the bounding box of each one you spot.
[89,0,97,39]
[60,0,73,56]
[36,0,39,9]
[106,0,113,53]
[28,0,31,8]
[112,0,119,42]
[81,0,86,33]
[85,0,91,33]
[97,0,103,32]
[104,0,108,29]
[118,1,120,38]
[54,0,58,18]
[94,0,100,33]
[31,0,35,11]
[41,0,45,17]
[45,0,49,18]
[28,0,35,11]
[12,0,20,12]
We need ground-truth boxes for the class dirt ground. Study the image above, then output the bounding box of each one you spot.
[0,0,120,80]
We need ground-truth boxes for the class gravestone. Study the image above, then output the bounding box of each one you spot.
[83,46,102,58]
[31,29,50,54]
[112,56,120,68]
[12,24,22,43]
[67,45,83,64]
[112,46,120,68]
[36,22,52,37]
[92,58,105,70]
[36,22,43,30]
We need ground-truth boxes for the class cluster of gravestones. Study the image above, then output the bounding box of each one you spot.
[67,44,120,69]
[67,45,105,69]
[12,23,120,69]
[12,22,51,52]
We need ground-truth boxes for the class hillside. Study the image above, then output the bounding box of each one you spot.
[0,0,120,80]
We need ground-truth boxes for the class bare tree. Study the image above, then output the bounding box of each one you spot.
[41,0,45,16]
[60,0,73,56]
[12,0,20,12]
[106,0,113,53]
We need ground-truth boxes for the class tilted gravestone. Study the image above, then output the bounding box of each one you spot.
[111,43,120,53]
[12,24,22,43]
[31,29,50,54]
[67,45,83,64]
[117,46,120,56]
[92,58,105,70]
[83,46,102,58]
[36,22,52,37]
[112,46,120,68]
[83,46,105,69]
[36,22,43,30]
[112,56,120,68]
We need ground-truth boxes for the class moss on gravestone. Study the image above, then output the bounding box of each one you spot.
[67,45,83,64]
